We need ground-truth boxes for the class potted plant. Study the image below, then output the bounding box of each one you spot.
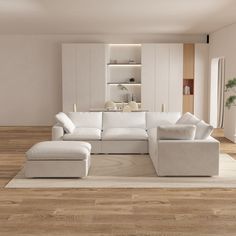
[225,78,236,109]
[224,78,236,143]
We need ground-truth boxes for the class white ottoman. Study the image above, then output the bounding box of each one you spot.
[25,141,91,178]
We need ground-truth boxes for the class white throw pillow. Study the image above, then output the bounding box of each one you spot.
[176,112,200,125]
[55,112,75,134]
[158,125,196,140]
[176,113,213,140]
[195,120,213,139]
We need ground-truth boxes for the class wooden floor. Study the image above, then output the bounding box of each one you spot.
[0,127,236,236]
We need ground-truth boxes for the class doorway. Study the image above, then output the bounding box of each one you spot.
[209,57,225,128]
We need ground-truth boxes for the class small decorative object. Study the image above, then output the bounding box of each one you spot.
[129,78,135,83]
[128,59,135,64]
[225,78,236,109]
[184,86,190,95]
[123,105,132,112]
[117,84,128,91]
[105,101,117,110]
[128,101,138,111]
[73,103,77,112]
[117,84,128,102]
[127,93,133,102]
[161,104,165,112]
[116,103,123,110]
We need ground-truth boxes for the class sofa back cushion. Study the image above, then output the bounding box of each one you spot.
[158,125,196,140]
[146,112,181,129]
[67,112,102,129]
[103,112,146,129]
[55,112,75,134]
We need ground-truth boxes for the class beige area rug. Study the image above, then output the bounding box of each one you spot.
[5,154,236,188]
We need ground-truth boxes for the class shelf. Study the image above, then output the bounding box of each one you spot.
[109,44,141,47]
[107,63,141,66]
[107,82,141,85]
[114,101,141,104]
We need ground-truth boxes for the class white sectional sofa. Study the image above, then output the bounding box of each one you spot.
[53,112,149,153]
[52,112,180,154]
[52,112,220,176]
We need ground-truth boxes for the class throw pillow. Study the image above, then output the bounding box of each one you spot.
[195,120,214,139]
[176,112,200,125]
[55,112,75,133]
[158,125,196,140]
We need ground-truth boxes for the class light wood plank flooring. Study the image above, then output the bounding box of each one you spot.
[0,127,236,236]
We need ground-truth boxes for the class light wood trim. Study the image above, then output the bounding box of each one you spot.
[183,95,194,113]
[183,44,195,79]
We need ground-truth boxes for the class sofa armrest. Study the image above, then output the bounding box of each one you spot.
[157,137,220,176]
[147,128,158,164]
[52,124,64,141]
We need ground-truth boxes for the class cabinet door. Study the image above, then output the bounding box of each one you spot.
[169,44,183,112]
[62,43,106,112]
[141,44,156,111]
[90,44,107,109]
[62,44,77,112]
[156,44,169,112]
[62,44,90,112]
[76,44,90,111]
[142,44,183,112]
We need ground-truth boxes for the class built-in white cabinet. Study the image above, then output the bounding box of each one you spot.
[62,43,107,112]
[141,44,183,112]
[62,43,208,114]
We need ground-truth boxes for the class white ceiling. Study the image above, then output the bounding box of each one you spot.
[0,0,236,34]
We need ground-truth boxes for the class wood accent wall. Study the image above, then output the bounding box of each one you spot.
[183,44,194,79]
[183,44,195,113]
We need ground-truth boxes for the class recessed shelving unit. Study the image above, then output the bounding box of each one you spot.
[183,78,194,95]
[106,44,142,104]
[183,44,195,113]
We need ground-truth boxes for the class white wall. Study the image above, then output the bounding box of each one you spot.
[209,23,236,82]
[209,23,236,142]
[0,34,206,125]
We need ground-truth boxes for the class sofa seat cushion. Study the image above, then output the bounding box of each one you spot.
[26,141,91,160]
[102,128,148,140]
[63,128,101,141]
